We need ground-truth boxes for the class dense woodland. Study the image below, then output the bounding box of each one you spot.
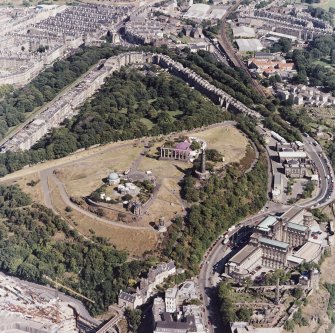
[171,50,301,141]
[33,69,227,152]
[218,282,253,326]
[292,35,335,91]
[0,184,149,315]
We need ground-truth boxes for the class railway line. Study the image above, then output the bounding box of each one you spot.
[218,1,266,97]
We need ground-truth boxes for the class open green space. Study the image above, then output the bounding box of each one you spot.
[139,117,154,129]
[311,0,335,10]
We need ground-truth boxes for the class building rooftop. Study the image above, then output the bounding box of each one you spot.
[259,237,289,250]
[295,241,321,261]
[0,316,53,333]
[287,255,304,265]
[175,141,191,150]
[236,38,263,52]
[273,174,282,186]
[108,172,119,180]
[255,52,275,58]
[178,280,197,300]
[229,245,260,265]
[165,286,178,299]
[119,291,136,303]
[156,312,197,332]
[257,215,278,232]
[278,151,307,159]
[148,261,176,282]
[230,321,282,333]
[232,25,255,38]
[287,222,307,232]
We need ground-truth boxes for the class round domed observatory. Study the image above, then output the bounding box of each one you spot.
[107,172,120,186]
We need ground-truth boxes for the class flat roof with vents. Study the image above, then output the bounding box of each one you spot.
[259,237,289,250]
[257,216,278,232]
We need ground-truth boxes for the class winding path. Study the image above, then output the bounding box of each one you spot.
[43,169,155,231]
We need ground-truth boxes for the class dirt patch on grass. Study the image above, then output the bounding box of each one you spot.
[239,144,257,172]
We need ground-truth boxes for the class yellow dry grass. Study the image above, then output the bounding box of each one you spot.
[189,125,249,164]
[0,140,137,182]
[56,145,142,197]
[291,287,330,333]
[3,172,44,203]
[1,123,249,254]
[140,179,184,225]
[138,157,190,179]
[48,176,158,257]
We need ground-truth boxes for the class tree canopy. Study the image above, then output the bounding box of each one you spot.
[0,184,148,315]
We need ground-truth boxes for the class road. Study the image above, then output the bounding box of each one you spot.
[198,132,335,333]
[299,137,335,209]
[198,204,288,333]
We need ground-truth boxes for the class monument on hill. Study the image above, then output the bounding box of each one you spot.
[195,149,210,180]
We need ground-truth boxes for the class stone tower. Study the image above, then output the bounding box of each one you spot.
[275,278,280,305]
[109,29,120,44]
[195,149,210,180]
[201,149,206,173]
[158,217,167,233]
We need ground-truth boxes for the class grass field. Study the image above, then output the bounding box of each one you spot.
[140,118,154,129]
[311,0,335,10]
[5,172,44,203]
[140,178,185,225]
[188,125,249,164]
[56,145,142,197]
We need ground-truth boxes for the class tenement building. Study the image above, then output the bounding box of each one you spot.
[0,4,133,86]
[226,207,324,279]
[118,261,176,309]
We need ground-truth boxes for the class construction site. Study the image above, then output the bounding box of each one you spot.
[0,272,82,333]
